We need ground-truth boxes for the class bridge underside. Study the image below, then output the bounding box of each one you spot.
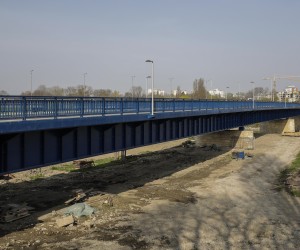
[1,109,300,174]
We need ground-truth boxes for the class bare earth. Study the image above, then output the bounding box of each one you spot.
[0,134,300,249]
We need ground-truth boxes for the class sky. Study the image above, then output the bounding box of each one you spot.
[1,0,300,95]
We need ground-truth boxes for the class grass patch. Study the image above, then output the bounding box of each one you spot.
[73,157,125,173]
[51,155,137,173]
[94,157,115,166]
[30,173,45,180]
[51,164,76,172]
[138,151,152,155]
[277,152,300,196]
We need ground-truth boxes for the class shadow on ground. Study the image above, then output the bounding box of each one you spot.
[0,143,228,239]
[121,154,300,249]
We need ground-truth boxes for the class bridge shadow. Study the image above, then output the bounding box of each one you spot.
[0,141,231,238]
[123,153,300,249]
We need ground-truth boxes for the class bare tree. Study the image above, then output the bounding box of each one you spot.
[65,85,93,97]
[94,89,113,97]
[33,85,50,96]
[193,78,207,99]
[48,86,64,96]
[21,91,32,96]
[132,86,143,98]
[0,90,9,95]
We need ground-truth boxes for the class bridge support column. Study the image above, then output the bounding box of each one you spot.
[195,130,254,150]
[114,150,127,160]
[257,116,300,134]
[121,150,126,161]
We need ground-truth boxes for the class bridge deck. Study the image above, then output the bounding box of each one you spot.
[1,96,300,174]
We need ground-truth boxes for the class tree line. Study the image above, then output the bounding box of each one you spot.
[0,79,274,100]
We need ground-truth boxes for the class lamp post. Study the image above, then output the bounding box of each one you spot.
[285,92,287,108]
[83,72,87,97]
[30,69,34,96]
[146,76,151,98]
[210,80,213,100]
[145,60,154,116]
[251,81,255,109]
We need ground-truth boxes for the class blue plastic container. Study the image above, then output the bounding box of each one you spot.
[237,151,245,159]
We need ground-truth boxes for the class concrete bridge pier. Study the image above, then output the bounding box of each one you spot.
[258,116,300,134]
[195,129,254,150]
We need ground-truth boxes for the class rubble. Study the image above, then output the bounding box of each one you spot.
[203,144,221,151]
[56,215,75,227]
[65,188,104,205]
[64,203,95,218]
[0,203,34,222]
[182,139,196,148]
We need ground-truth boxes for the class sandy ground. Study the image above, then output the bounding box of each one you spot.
[0,134,300,249]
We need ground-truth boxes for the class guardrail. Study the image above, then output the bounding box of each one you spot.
[1,96,299,121]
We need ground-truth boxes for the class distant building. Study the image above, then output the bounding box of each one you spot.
[277,85,299,102]
[208,89,225,98]
[148,89,165,96]
[172,89,188,96]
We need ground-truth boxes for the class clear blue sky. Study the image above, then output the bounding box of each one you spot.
[1,0,300,94]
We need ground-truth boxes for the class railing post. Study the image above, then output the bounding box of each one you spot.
[22,96,27,120]
[183,99,185,111]
[173,99,175,112]
[102,97,105,115]
[120,98,123,115]
[54,97,58,119]
[137,98,140,114]
[80,97,84,117]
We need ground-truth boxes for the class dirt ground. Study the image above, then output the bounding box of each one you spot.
[0,134,300,249]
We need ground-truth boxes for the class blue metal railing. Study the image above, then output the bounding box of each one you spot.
[1,96,300,121]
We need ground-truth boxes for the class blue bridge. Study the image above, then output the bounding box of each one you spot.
[1,95,300,174]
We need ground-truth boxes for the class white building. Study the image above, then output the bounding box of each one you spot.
[277,85,299,102]
[208,89,225,98]
[147,89,165,96]
[172,89,188,96]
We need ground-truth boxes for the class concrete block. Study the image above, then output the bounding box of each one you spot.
[56,215,74,227]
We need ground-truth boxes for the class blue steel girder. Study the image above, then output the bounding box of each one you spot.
[1,108,300,174]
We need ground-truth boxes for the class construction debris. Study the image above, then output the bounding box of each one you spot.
[0,203,34,223]
[85,193,114,207]
[182,139,196,148]
[56,215,75,227]
[64,188,104,205]
[232,151,245,160]
[103,196,113,207]
[203,144,221,151]
[64,203,95,218]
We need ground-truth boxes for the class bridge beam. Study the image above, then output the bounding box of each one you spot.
[2,109,300,174]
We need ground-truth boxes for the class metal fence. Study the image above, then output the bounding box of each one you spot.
[1,96,299,120]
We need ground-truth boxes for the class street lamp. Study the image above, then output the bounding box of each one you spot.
[210,80,213,100]
[251,81,255,109]
[30,69,34,96]
[146,76,151,98]
[145,60,154,116]
[83,72,87,97]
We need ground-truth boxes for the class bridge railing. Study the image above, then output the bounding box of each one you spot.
[1,96,300,120]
